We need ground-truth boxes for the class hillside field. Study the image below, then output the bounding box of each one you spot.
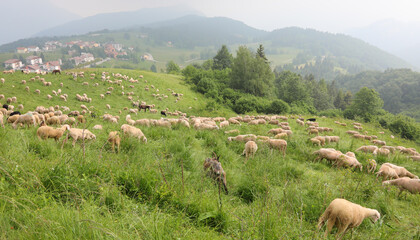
[0,69,419,239]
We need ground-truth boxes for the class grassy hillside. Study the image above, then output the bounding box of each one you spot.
[0,69,419,239]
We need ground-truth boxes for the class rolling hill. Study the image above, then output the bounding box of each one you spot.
[0,69,418,239]
[33,5,203,38]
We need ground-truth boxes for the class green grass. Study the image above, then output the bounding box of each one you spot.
[0,69,419,239]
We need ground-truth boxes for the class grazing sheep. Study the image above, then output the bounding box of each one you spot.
[267,128,283,135]
[227,134,257,143]
[376,164,399,181]
[382,163,418,179]
[382,177,420,195]
[67,128,96,146]
[203,155,228,194]
[37,124,70,141]
[219,120,229,128]
[194,123,218,130]
[264,139,287,156]
[0,113,4,128]
[356,145,379,155]
[121,124,147,142]
[224,129,240,134]
[335,154,363,171]
[108,131,121,153]
[372,140,386,146]
[93,125,103,130]
[242,141,258,162]
[310,138,321,146]
[313,148,343,164]
[12,113,36,129]
[366,159,377,173]
[317,198,380,240]
[377,147,390,156]
[308,128,319,136]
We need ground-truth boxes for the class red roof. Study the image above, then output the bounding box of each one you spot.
[4,59,20,64]
[17,47,26,50]
[26,56,41,60]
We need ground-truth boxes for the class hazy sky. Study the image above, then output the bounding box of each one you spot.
[51,0,420,32]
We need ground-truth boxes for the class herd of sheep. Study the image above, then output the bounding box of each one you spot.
[0,71,419,239]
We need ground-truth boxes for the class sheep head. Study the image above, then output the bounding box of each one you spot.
[368,210,381,223]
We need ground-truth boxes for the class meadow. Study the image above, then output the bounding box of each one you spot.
[0,69,418,239]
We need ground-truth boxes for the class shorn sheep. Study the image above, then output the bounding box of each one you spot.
[318,198,380,240]
[382,177,420,195]
[242,141,258,162]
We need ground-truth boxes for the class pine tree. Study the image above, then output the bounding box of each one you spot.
[256,44,268,63]
[213,45,233,70]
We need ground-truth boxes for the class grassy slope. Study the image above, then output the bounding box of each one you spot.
[0,69,419,239]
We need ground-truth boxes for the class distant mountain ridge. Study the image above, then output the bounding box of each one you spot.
[0,0,80,45]
[347,19,420,68]
[136,15,267,48]
[34,5,203,38]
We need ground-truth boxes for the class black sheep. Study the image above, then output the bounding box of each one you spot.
[307,118,316,122]
[2,104,8,110]
[161,111,167,117]
[9,111,21,116]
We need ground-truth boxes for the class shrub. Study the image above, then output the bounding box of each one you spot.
[266,99,290,114]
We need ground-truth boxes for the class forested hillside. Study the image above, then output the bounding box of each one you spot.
[335,69,420,121]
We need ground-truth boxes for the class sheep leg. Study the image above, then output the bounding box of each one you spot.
[337,225,349,240]
[325,218,336,238]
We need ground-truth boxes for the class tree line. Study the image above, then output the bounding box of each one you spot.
[177,45,419,141]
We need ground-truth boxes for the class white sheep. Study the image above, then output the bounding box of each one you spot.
[242,141,258,162]
[382,177,420,195]
[382,163,418,179]
[93,125,103,130]
[318,198,380,240]
[67,128,96,146]
[376,164,399,181]
[121,124,147,142]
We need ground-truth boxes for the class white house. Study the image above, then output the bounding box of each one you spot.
[4,59,23,70]
[26,56,43,65]
[27,46,40,52]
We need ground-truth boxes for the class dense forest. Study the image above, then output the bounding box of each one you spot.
[335,69,420,121]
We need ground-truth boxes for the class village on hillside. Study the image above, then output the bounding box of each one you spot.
[2,39,150,73]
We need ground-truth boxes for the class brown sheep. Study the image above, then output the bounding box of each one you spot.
[37,124,70,141]
[264,139,287,157]
[318,198,380,240]
[108,131,121,153]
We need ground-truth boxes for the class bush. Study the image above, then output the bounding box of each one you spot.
[266,99,290,114]
[343,109,355,120]
[232,97,259,114]
[388,116,419,140]
[318,109,342,117]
